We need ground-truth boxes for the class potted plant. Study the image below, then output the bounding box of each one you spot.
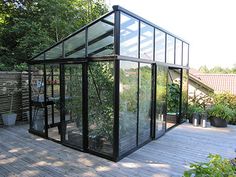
[187,104,204,125]
[207,104,234,127]
[1,81,20,126]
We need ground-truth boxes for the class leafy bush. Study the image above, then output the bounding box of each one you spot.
[187,104,204,118]
[184,154,236,177]
[207,104,234,122]
[213,92,236,110]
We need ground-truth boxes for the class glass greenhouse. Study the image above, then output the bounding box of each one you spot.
[28,5,189,161]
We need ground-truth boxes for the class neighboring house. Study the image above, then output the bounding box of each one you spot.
[190,68,236,95]
[192,73,236,95]
[188,69,214,100]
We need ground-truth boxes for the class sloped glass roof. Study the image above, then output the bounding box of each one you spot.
[31,5,189,66]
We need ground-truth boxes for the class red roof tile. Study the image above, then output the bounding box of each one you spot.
[193,74,236,95]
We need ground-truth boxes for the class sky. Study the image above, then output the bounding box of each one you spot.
[106,0,236,69]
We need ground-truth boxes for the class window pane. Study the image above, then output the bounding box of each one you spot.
[120,13,139,58]
[138,63,152,145]
[166,35,174,64]
[175,39,182,65]
[64,30,86,58]
[34,54,44,60]
[46,43,62,60]
[30,64,45,133]
[119,61,138,155]
[88,13,114,57]
[156,65,167,137]
[88,61,114,156]
[64,64,83,148]
[155,29,165,62]
[181,69,188,122]
[140,23,153,60]
[183,43,189,66]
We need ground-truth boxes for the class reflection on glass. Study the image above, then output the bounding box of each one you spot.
[156,65,167,137]
[88,13,114,57]
[166,35,175,64]
[35,54,44,60]
[120,13,139,58]
[155,29,165,62]
[175,39,182,65]
[181,69,188,122]
[45,65,61,141]
[30,64,45,133]
[140,23,153,60]
[46,43,62,60]
[167,69,181,129]
[64,30,86,58]
[183,43,189,66]
[88,61,114,156]
[64,64,83,148]
[138,63,152,145]
[119,61,138,155]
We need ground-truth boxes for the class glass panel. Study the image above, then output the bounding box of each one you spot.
[119,61,138,155]
[183,43,189,66]
[64,30,86,58]
[44,65,61,141]
[140,23,153,60]
[175,39,182,65]
[64,64,83,148]
[138,63,152,145]
[156,65,167,137]
[46,43,62,60]
[166,35,174,64]
[30,64,45,133]
[167,69,181,129]
[34,54,44,60]
[120,13,139,58]
[88,13,114,57]
[155,29,165,62]
[88,61,114,156]
[181,69,188,122]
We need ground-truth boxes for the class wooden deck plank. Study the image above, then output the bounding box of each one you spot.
[0,123,235,177]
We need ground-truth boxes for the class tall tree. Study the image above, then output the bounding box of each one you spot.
[0,0,108,69]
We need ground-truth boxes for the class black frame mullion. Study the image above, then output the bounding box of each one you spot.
[51,65,55,125]
[136,62,140,146]
[43,63,48,138]
[113,9,120,161]
[60,64,66,142]
[82,62,88,152]
[152,64,157,139]
[178,69,183,124]
[28,65,32,130]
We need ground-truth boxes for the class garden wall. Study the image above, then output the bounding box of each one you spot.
[0,72,29,124]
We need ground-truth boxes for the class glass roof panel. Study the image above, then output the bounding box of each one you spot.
[64,30,86,58]
[45,43,62,60]
[34,54,44,60]
[88,13,114,56]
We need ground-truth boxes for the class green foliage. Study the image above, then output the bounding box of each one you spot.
[198,65,236,74]
[187,104,204,118]
[183,154,236,177]
[167,83,180,113]
[213,92,236,110]
[88,62,114,142]
[0,0,108,69]
[207,104,234,122]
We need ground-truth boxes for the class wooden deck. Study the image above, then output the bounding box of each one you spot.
[0,123,235,177]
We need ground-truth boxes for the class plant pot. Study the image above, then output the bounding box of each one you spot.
[210,117,227,127]
[2,113,17,126]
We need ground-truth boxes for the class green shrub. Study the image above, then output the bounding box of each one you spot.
[207,104,234,122]
[187,104,204,118]
[183,154,236,177]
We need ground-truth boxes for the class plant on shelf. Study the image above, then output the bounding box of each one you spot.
[183,154,236,177]
[0,80,21,125]
[207,104,234,127]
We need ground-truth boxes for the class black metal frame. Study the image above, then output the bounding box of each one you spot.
[28,5,189,162]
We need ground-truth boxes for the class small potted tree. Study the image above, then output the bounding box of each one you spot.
[207,104,234,127]
[1,81,20,126]
[187,104,204,126]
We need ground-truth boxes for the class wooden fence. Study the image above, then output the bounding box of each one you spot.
[0,72,29,124]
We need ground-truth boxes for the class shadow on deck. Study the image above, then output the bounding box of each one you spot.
[0,123,235,177]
